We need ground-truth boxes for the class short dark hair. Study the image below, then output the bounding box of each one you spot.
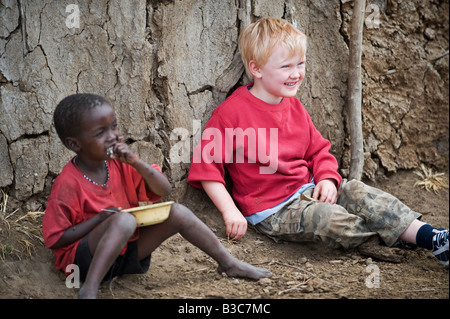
[53,93,109,145]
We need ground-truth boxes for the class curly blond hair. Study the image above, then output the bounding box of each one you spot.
[239,17,307,81]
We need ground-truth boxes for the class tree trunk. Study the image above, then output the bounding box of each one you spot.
[347,0,366,181]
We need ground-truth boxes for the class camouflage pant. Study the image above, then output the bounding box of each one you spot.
[254,179,421,249]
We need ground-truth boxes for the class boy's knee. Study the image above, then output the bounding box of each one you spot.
[169,203,183,213]
[340,179,369,198]
[113,212,137,234]
[168,203,195,225]
[342,179,363,191]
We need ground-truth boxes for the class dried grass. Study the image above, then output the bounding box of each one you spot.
[1,189,8,214]
[0,189,45,260]
[414,164,449,194]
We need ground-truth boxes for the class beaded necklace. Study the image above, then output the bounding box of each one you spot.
[73,156,109,187]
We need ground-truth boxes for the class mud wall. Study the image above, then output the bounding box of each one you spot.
[344,0,449,179]
[0,0,448,211]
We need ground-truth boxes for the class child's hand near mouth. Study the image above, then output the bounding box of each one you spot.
[108,136,137,165]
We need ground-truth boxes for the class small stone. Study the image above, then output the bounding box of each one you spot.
[299,257,308,264]
[302,285,314,293]
[259,278,272,286]
[305,262,314,271]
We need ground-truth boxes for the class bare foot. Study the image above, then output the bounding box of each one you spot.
[217,259,272,280]
[78,285,98,299]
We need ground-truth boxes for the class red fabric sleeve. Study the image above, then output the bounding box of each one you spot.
[188,112,229,189]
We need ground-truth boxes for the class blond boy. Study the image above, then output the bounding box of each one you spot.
[188,18,448,266]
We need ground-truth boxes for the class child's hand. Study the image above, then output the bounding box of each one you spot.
[312,179,338,204]
[110,137,137,165]
[223,208,248,241]
[200,181,247,240]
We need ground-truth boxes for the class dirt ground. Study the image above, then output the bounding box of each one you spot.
[0,170,448,301]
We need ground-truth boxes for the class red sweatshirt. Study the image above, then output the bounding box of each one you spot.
[187,85,342,216]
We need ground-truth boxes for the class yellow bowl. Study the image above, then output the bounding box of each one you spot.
[123,201,174,227]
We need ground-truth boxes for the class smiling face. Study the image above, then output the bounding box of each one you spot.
[67,103,120,162]
[249,44,306,104]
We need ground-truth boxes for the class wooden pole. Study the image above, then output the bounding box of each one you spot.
[347,0,366,181]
